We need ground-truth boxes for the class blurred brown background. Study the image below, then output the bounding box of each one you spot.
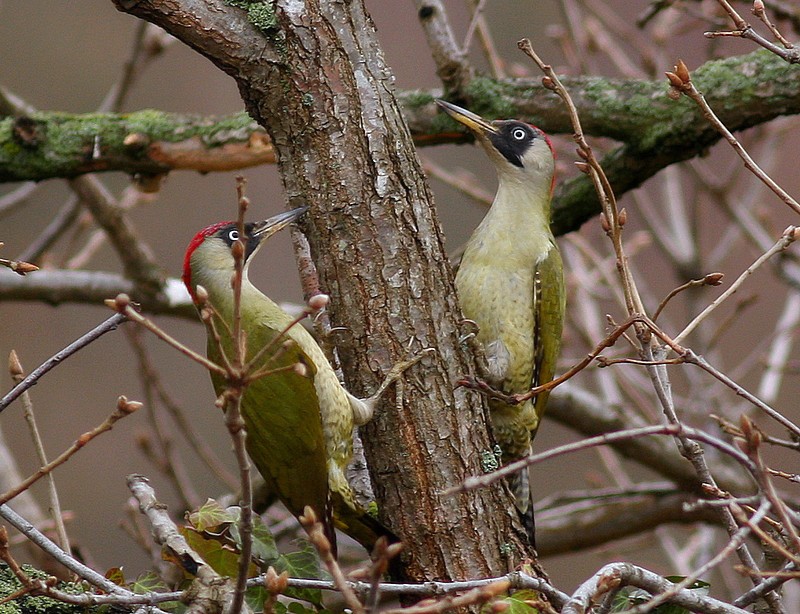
[1,0,798,602]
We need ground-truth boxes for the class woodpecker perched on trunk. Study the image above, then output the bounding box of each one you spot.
[437,100,565,542]
[182,208,392,554]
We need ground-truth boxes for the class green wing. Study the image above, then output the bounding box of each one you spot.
[207,314,333,543]
[531,240,566,428]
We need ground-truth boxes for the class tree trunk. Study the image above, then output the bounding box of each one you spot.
[111,0,531,581]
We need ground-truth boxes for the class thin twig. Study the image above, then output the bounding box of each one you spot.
[0,504,136,597]
[0,312,127,414]
[0,396,141,505]
[107,295,226,377]
[126,327,238,490]
[8,351,71,556]
[444,422,757,496]
[301,507,365,614]
[667,62,800,214]
[652,273,724,322]
[684,349,800,438]
[675,227,797,344]
[705,0,800,63]
[623,501,772,614]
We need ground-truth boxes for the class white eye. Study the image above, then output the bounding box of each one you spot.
[228,229,240,242]
[512,128,527,141]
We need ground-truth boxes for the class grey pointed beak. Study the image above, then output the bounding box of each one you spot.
[252,206,308,241]
[436,99,498,136]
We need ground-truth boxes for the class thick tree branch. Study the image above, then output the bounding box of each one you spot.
[536,489,718,556]
[0,110,271,182]
[2,50,798,238]
[0,269,196,318]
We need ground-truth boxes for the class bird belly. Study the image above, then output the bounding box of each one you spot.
[457,263,537,393]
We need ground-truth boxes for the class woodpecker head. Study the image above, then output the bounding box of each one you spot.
[436,100,555,190]
[182,206,307,303]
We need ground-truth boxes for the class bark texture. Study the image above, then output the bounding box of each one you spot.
[111,0,531,581]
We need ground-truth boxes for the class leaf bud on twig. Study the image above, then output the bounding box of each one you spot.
[195,284,209,305]
[675,59,691,83]
[114,293,131,312]
[117,395,143,415]
[8,350,23,380]
[265,566,289,594]
[231,238,245,260]
[665,71,685,88]
[307,293,330,311]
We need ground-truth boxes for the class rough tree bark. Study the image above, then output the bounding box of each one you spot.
[111,0,532,582]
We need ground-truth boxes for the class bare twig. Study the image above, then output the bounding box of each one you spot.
[0,396,141,505]
[7,352,70,556]
[684,349,800,439]
[0,504,135,597]
[667,62,800,214]
[0,243,38,275]
[126,328,238,489]
[705,0,800,63]
[107,295,226,376]
[127,474,236,614]
[300,507,365,614]
[445,422,757,496]
[0,312,128,414]
[652,273,724,322]
[674,227,796,344]
[69,176,164,297]
[562,561,752,614]
[622,501,772,613]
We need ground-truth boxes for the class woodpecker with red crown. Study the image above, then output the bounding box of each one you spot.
[182,208,393,554]
[437,100,566,544]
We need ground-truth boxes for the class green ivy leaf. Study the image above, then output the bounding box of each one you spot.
[188,498,237,532]
[181,527,256,578]
[227,512,281,565]
[487,589,540,614]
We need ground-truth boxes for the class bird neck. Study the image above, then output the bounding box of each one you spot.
[470,174,554,262]
[190,264,271,321]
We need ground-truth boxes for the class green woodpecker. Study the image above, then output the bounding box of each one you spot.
[182,208,391,554]
[437,100,565,540]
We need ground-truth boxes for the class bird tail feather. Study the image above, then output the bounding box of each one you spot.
[331,491,399,552]
[509,467,536,548]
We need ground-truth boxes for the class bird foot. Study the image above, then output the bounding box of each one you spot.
[457,318,480,344]
[365,347,436,405]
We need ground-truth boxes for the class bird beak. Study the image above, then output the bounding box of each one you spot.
[252,206,308,241]
[436,99,498,136]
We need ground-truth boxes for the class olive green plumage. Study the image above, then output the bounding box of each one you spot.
[183,210,389,554]
[437,101,566,539]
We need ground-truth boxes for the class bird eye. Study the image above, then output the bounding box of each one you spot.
[512,128,527,141]
[228,229,239,242]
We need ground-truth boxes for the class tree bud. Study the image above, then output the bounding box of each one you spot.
[8,350,23,380]
[195,285,209,304]
[675,60,690,83]
[307,293,330,311]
